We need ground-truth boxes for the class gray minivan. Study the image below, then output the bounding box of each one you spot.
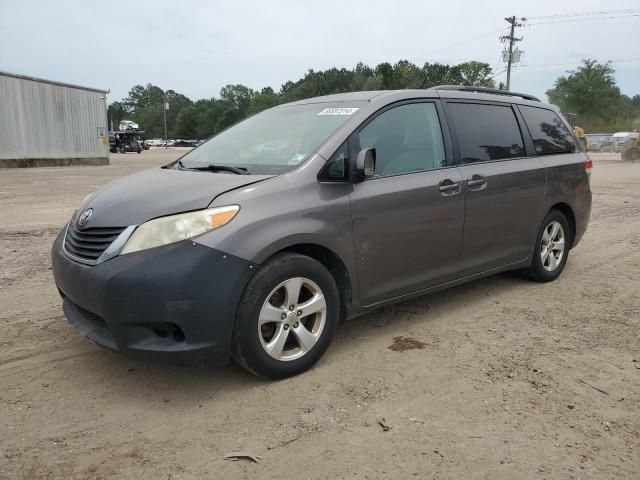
[52,86,592,379]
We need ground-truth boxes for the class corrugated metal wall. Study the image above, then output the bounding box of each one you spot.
[0,73,108,160]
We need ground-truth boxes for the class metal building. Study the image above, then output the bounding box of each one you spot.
[0,71,109,167]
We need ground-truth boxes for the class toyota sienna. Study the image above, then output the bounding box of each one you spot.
[52,86,592,379]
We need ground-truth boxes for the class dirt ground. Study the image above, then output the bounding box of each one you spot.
[1,149,639,479]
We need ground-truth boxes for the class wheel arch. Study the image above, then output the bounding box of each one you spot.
[548,202,576,248]
[266,243,354,320]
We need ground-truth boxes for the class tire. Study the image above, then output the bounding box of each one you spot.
[522,210,572,282]
[232,252,340,379]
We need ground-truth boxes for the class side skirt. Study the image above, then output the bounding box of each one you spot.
[345,258,531,320]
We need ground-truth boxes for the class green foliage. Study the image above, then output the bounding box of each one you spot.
[454,61,495,87]
[546,60,639,132]
[107,60,498,139]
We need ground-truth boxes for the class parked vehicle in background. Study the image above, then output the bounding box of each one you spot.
[52,86,592,379]
[145,138,165,147]
[119,120,140,131]
[600,134,614,152]
[574,126,588,150]
[109,131,142,154]
[612,132,637,152]
[174,139,199,147]
[621,133,640,161]
[584,133,613,152]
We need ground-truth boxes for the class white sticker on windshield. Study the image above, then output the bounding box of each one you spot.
[317,107,359,116]
[288,153,306,165]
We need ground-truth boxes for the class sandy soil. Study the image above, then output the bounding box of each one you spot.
[1,150,639,479]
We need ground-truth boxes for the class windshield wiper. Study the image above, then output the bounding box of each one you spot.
[175,161,249,175]
[206,164,249,175]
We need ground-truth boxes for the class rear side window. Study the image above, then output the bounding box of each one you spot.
[447,103,525,163]
[519,106,576,155]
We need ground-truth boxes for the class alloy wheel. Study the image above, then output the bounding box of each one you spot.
[541,221,565,272]
[258,277,327,361]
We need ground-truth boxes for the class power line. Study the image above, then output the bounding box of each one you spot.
[410,27,509,61]
[517,58,640,68]
[525,13,640,25]
[491,51,504,78]
[489,68,507,81]
[525,8,640,20]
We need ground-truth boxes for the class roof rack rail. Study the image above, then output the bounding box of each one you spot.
[431,85,540,102]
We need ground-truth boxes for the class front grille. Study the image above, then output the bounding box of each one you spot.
[64,224,126,262]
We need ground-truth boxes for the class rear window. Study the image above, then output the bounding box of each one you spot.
[447,103,525,164]
[519,106,576,155]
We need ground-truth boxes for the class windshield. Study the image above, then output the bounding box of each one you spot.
[175,102,365,174]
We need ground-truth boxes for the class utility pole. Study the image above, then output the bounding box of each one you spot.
[163,93,169,149]
[501,16,523,91]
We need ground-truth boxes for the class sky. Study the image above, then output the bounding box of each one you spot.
[1,0,638,103]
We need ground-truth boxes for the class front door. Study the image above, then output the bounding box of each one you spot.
[348,101,465,306]
[444,101,546,277]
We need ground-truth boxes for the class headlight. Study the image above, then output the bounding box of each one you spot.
[120,205,239,255]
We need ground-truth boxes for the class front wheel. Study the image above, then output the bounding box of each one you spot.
[522,210,572,282]
[232,253,340,379]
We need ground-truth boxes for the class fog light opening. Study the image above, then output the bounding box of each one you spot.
[151,323,186,343]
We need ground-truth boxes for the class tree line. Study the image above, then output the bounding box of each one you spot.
[107,60,495,139]
[108,59,639,139]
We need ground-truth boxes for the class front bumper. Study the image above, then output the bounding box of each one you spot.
[52,230,257,365]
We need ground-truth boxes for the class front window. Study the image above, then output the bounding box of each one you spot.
[357,102,446,176]
[174,102,365,175]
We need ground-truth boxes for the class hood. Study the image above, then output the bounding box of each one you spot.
[78,168,273,228]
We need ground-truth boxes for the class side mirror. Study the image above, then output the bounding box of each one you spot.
[354,148,376,180]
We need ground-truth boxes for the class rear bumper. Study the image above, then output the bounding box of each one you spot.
[52,230,257,365]
[572,190,592,248]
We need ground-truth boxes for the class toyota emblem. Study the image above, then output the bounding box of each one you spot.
[77,208,93,226]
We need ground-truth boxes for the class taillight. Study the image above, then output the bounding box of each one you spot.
[584,157,592,183]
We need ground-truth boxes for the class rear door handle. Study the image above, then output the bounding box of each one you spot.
[466,174,487,189]
[439,179,461,196]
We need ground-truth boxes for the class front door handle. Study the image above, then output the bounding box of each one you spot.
[466,174,487,189]
[439,179,461,196]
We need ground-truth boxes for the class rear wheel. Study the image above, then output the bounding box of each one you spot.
[232,253,340,379]
[523,210,572,282]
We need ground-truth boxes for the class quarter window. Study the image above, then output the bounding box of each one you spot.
[321,142,348,180]
[448,103,525,163]
[519,106,576,155]
[357,103,446,176]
